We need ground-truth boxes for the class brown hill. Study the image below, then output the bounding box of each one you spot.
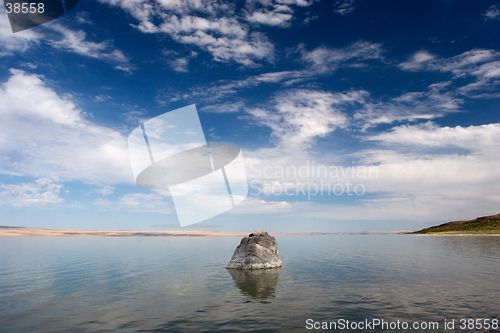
[414,213,500,234]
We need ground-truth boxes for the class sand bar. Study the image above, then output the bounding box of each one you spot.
[0,227,413,237]
[0,227,251,237]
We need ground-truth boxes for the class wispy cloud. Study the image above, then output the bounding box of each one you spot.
[483,4,500,20]
[355,81,462,130]
[399,49,500,98]
[346,48,500,129]
[299,40,384,72]
[245,1,295,27]
[75,11,93,25]
[398,50,435,71]
[159,70,311,105]
[98,0,277,67]
[47,23,133,72]
[160,41,386,105]
[93,191,174,213]
[247,89,365,150]
[0,9,132,72]
[333,0,356,16]
[163,50,198,73]
[167,57,190,73]
[0,178,64,207]
[95,185,115,196]
[200,101,246,113]
[98,0,315,67]
[399,49,499,75]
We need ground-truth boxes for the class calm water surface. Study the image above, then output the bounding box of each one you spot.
[0,235,499,332]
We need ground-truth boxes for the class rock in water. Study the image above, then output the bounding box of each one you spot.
[226,230,282,269]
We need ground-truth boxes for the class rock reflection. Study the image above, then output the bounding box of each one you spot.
[228,268,281,303]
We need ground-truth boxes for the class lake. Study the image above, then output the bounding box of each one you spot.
[0,235,499,332]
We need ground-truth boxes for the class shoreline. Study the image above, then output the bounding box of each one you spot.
[0,227,413,237]
[413,213,500,235]
[415,232,500,236]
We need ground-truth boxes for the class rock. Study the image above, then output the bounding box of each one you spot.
[226,230,282,269]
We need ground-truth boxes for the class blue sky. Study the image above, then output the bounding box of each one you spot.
[0,0,499,232]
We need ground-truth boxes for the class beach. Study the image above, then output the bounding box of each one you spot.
[0,227,412,237]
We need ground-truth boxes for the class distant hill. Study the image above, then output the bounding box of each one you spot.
[414,214,500,234]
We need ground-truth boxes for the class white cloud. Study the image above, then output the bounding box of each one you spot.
[244,0,315,26]
[1,69,82,125]
[0,178,64,207]
[246,3,294,27]
[247,10,293,27]
[237,81,500,222]
[167,57,190,72]
[228,196,294,214]
[400,49,500,76]
[46,24,131,69]
[93,191,174,213]
[348,122,500,220]
[367,122,500,152]
[200,101,245,113]
[163,50,198,73]
[333,0,356,16]
[123,110,147,125]
[398,50,435,71]
[113,64,137,74]
[75,12,93,25]
[234,89,368,196]
[241,122,500,222]
[247,89,365,149]
[98,0,276,66]
[98,0,314,67]
[0,69,133,185]
[95,94,114,102]
[19,62,38,69]
[399,49,500,98]
[471,60,500,78]
[483,4,500,20]
[297,192,499,224]
[164,48,488,132]
[165,27,273,67]
[95,185,115,196]
[355,81,462,130]
[160,41,386,105]
[355,104,445,130]
[301,12,318,25]
[269,0,315,6]
[0,9,131,71]
[300,41,384,72]
[159,70,311,104]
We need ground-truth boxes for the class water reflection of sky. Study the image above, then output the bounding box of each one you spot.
[0,235,498,332]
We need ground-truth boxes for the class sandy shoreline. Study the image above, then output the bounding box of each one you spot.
[0,227,250,237]
[0,227,413,237]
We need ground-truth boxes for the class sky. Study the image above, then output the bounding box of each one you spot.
[0,0,499,232]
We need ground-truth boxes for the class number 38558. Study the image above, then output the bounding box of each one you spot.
[5,3,45,14]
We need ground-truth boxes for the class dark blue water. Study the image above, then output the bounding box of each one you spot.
[0,235,499,332]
